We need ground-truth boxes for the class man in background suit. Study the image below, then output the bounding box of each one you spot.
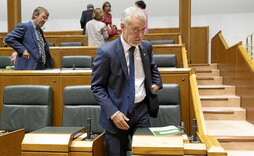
[4,6,52,70]
[91,6,162,156]
[80,4,94,35]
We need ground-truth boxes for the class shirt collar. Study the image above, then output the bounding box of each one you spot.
[31,20,37,29]
[120,34,138,52]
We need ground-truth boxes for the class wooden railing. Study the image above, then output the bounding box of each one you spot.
[190,72,227,156]
[246,32,254,61]
[212,31,254,124]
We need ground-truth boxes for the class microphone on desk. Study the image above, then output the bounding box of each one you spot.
[85,118,92,140]
[179,121,185,133]
[191,118,199,143]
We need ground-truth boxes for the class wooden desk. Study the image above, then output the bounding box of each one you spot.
[45,33,180,47]
[132,128,206,156]
[70,132,106,156]
[0,129,25,156]
[22,127,105,156]
[133,135,184,155]
[0,44,185,68]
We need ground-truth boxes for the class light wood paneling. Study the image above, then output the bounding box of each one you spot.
[190,26,209,64]
[7,0,21,32]
[211,31,254,124]
[22,152,68,156]
[45,33,180,47]
[0,44,186,68]
[132,135,184,155]
[179,0,191,60]
[0,129,24,156]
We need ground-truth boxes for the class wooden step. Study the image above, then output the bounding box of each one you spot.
[198,85,235,96]
[195,69,220,78]
[221,141,254,151]
[200,96,240,107]
[205,120,254,153]
[226,150,254,156]
[197,77,223,85]
[203,107,246,120]
[189,63,218,70]
[205,120,254,137]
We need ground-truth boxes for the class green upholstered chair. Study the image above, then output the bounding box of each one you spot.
[63,85,103,134]
[150,84,181,127]
[0,56,12,69]
[153,54,177,68]
[0,85,52,132]
[61,55,93,70]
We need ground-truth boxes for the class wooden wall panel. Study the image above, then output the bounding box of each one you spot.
[0,44,185,69]
[190,27,208,64]
[7,0,21,32]
[212,32,254,124]
[179,0,191,60]
[236,52,254,124]
[223,44,238,85]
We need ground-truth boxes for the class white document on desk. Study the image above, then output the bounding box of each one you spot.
[149,125,183,136]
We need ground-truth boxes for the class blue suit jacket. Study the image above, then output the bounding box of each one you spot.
[4,21,52,70]
[91,38,162,134]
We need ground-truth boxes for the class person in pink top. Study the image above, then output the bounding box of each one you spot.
[102,1,113,29]
[135,0,149,34]
[102,1,118,37]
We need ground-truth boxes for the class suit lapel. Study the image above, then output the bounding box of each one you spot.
[115,38,129,80]
[139,43,151,78]
[28,21,38,46]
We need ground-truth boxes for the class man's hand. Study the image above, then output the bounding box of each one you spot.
[112,112,130,130]
[151,84,160,94]
[22,50,30,59]
[11,51,17,64]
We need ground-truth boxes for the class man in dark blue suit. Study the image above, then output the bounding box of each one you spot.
[91,6,162,156]
[80,4,94,35]
[4,6,52,70]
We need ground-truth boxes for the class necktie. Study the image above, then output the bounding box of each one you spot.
[36,28,46,64]
[128,46,136,113]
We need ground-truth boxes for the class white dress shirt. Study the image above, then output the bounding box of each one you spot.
[120,35,146,103]
[111,35,147,119]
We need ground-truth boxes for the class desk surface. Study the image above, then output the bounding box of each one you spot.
[22,127,84,152]
[21,127,106,156]
[132,128,206,156]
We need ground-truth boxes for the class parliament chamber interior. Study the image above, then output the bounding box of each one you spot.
[1,0,254,156]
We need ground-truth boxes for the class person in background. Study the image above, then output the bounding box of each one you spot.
[107,24,119,37]
[2,40,17,65]
[135,0,149,34]
[91,6,162,156]
[112,24,118,31]
[4,6,52,70]
[86,8,109,46]
[102,2,118,37]
[102,2,113,29]
[80,4,94,35]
